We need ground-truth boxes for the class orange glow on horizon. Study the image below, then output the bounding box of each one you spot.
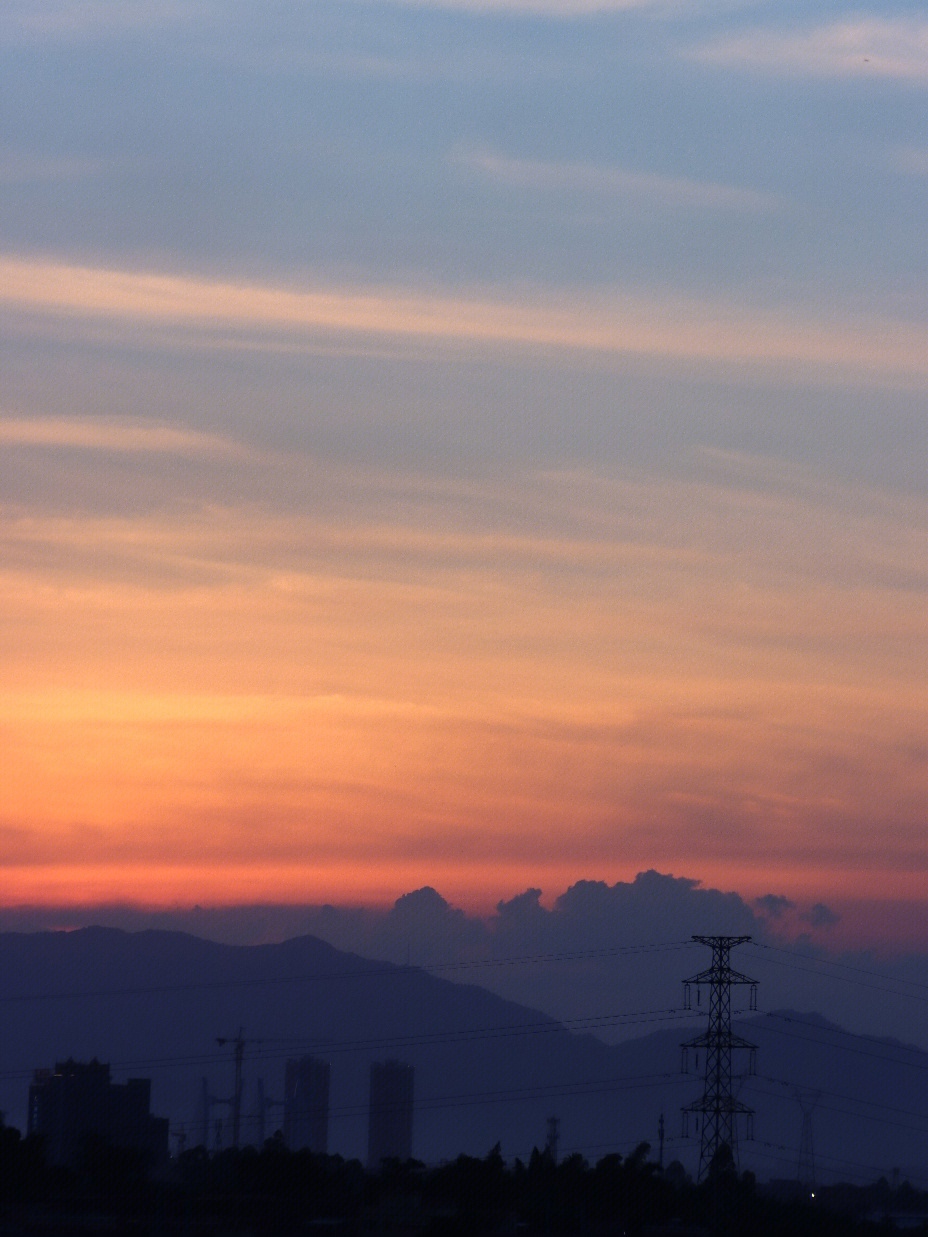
[0,858,921,920]
[0,427,924,949]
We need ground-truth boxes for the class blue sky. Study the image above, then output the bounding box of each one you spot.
[1,1,925,480]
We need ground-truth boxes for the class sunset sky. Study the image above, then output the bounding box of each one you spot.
[0,0,924,948]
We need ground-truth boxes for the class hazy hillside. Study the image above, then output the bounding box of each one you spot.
[0,928,924,1185]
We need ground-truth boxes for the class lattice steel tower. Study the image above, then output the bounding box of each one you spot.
[681,935,758,1181]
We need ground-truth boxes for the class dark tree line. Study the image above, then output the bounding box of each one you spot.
[0,1119,923,1236]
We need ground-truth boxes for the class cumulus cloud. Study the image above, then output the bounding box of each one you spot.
[0,873,761,1029]
[755,893,796,919]
[804,902,841,928]
[0,876,924,1050]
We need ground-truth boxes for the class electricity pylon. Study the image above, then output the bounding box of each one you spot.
[681,935,758,1181]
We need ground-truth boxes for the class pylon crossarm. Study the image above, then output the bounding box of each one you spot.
[682,1033,711,1050]
[684,1098,754,1116]
[685,969,756,988]
[692,935,752,947]
[684,968,717,986]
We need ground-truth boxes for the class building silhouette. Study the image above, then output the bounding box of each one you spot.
[282,1056,330,1152]
[367,1059,414,1168]
[28,1058,169,1166]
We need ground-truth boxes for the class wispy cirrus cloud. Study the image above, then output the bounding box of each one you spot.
[380,0,668,13]
[891,145,928,175]
[1,0,211,39]
[0,0,696,38]
[1,255,926,382]
[690,16,928,83]
[457,148,782,212]
[0,415,248,458]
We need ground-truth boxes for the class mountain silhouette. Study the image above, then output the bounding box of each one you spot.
[0,927,924,1184]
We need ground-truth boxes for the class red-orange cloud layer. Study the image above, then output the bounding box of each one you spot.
[0,426,923,925]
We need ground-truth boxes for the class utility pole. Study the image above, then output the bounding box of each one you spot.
[256,1077,266,1146]
[254,1077,282,1146]
[217,1028,261,1149]
[545,1115,560,1165]
[200,1076,234,1150]
[658,1112,665,1172]
[199,1078,210,1149]
[796,1090,820,1194]
[681,935,758,1181]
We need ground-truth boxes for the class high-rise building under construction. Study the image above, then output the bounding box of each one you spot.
[367,1059,414,1168]
[283,1056,330,1153]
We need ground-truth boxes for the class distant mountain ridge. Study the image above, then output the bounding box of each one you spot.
[0,927,924,1185]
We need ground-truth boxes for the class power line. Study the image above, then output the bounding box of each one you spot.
[220,1071,689,1144]
[752,1073,928,1128]
[747,1139,928,1191]
[0,1005,702,1083]
[5,999,922,1121]
[752,1012,928,1072]
[0,939,694,1006]
[261,1005,697,1049]
[745,944,928,1003]
[664,1133,928,1192]
[750,942,928,991]
[306,1071,688,1123]
[749,1079,928,1137]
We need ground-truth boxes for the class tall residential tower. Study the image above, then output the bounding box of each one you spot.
[283,1056,330,1153]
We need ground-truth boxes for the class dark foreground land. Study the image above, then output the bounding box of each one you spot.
[0,1122,924,1236]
